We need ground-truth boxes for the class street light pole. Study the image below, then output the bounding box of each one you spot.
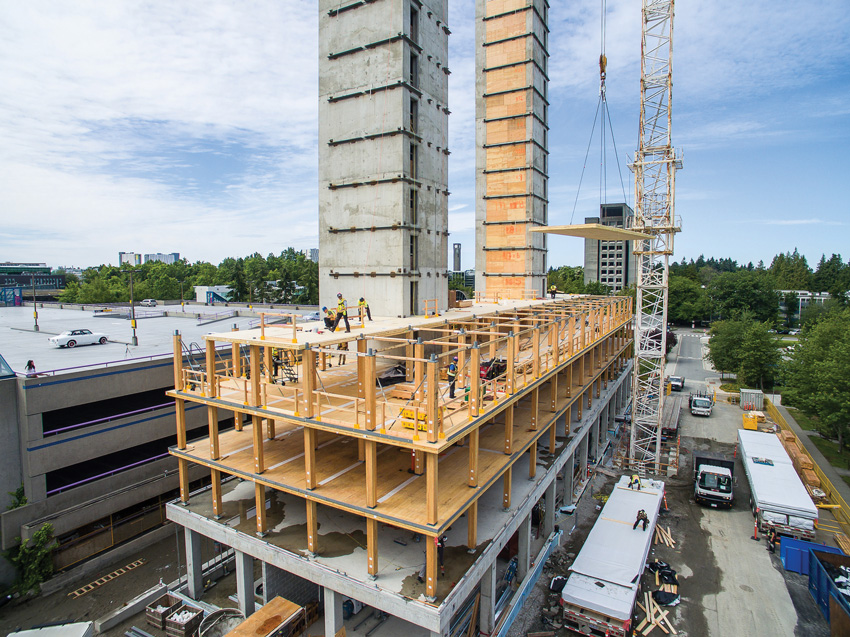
[128,271,138,346]
[180,281,185,309]
[31,274,39,332]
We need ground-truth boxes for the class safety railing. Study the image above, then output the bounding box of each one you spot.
[765,398,850,537]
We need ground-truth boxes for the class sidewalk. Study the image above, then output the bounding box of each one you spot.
[776,403,850,506]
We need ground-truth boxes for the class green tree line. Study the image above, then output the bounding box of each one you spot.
[57,249,319,305]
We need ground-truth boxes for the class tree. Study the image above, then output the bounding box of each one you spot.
[706,270,779,323]
[736,321,781,389]
[5,524,55,594]
[706,319,746,378]
[547,266,585,293]
[668,275,707,324]
[769,248,812,290]
[784,308,850,450]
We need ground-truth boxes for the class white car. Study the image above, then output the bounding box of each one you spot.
[48,329,109,348]
[140,299,157,307]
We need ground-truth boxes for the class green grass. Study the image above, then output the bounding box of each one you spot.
[720,383,741,393]
[843,476,850,491]
[785,407,820,432]
[810,436,850,470]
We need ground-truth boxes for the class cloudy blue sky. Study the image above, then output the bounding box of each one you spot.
[1,1,848,271]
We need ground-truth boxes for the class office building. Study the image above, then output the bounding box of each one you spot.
[144,252,180,265]
[119,252,142,266]
[583,203,638,291]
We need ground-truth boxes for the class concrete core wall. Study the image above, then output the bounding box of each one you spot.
[319,0,449,317]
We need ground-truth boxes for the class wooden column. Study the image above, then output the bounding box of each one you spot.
[504,405,514,454]
[357,338,367,397]
[405,332,414,382]
[249,345,261,405]
[426,356,439,442]
[568,317,576,357]
[502,466,512,509]
[252,415,265,474]
[365,440,378,508]
[264,346,272,383]
[577,390,583,420]
[364,352,377,431]
[303,346,315,419]
[255,483,267,536]
[266,417,275,440]
[306,500,318,554]
[457,332,468,388]
[208,405,220,460]
[506,332,516,394]
[552,322,560,367]
[234,408,243,432]
[211,469,223,518]
[426,452,438,525]
[550,375,558,411]
[566,405,572,436]
[529,440,537,479]
[414,450,424,475]
[467,501,478,550]
[176,398,187,450]
[549,421,557,453]
[367,518,379,577]
[414,341,425,402]
[468,428,479,487]
[231,339,241,378]
[470,345,481,417]
[304,428,317,489]
[173,331,184,391]
[489,324,497,360]
[566,363,572,398]
[179,458,189,504]
[530,388,539,431]
[425,534,438,599]
[532,326,540,378]
[206,339,217,397]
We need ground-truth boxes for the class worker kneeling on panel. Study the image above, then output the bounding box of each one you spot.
[633,509,649,531]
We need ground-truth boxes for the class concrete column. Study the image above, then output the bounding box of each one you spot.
[235,551,255,617]
[324,587,344,637]
[517,513,532,581]
[579,435,588,482]
[184,529,203,600]
[544,479,556,537]
[479,561,497,633]
[564,452,575,503]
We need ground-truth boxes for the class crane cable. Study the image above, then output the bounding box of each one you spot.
[569,0,629,224]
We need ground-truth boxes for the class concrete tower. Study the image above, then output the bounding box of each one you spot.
[318,1,450,318]
[475,0,549,299]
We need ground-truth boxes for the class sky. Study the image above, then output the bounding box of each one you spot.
[1,1,849,272]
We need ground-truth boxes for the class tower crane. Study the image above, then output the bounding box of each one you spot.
[628,0,682,472]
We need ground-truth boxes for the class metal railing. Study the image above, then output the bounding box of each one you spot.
[765,398,850,537]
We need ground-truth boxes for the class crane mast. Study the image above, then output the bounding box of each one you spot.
[629,0,681,472]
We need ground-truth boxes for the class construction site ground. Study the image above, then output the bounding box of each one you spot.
[509,331,831,637]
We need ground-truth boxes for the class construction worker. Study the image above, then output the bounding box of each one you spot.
[766,526,777,553]
[336,341,348,366]
[358,297,373,321]
[549,284,557,299]
[628,474,642,491]
[447,356,458,398]
[633,509,649,531]
[332,293,351,333]
[322,306,335,330]
[437,534,447,576]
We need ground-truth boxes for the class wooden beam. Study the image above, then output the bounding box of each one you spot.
[468,427,479,487]
[208,405,220,460]
[173,332,184,391]
[307,499,318,554]
[252,415,265,474]
[255,483,267,536]
[426,533,438,599]
[206,339,217,398]
[502,466,512,509]
[304,427,317,489]
[467,500,478,550]
[426,452,438,525]
[504,404,514,455]
[367,517,378,577]
[211,468,223,518]
[365,440,378,508]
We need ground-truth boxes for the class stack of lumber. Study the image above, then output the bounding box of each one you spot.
[636,593,677,635]
[802,468,820,489]
[833,532,850,556]
[779,430,796,444]
[654,526,676,549]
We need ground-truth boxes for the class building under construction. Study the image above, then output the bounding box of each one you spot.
[167,295,633,635]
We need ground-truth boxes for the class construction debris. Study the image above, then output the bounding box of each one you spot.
[654,525,676,548]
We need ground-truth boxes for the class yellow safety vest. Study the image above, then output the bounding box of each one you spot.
[337,298,347,315]
[358,300,367,308]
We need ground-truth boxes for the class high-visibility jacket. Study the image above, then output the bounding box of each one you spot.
[358,299,368,308]
[337,298,347,315]
[325,308,336,319]
[447,363,457,379]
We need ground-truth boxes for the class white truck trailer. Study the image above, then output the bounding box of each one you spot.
[738,429,818,540]
[561,476,666,636]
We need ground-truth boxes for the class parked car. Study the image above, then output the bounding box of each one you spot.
[669,376,685,391]
[789,329,800,336]
[140,299,157,307]
[48,329,109,348]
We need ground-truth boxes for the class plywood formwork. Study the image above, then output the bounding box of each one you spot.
[169,295,633,602]
[475,0,549,299]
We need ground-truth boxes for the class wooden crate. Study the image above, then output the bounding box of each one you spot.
[146,593,182,630]
[165,605,204,637]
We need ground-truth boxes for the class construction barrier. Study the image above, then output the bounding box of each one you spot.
[765,398,850,538]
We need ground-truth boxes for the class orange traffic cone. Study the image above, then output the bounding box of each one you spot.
[752,519,759,541]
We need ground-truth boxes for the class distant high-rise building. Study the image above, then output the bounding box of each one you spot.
[144,252,180,265]
[318,0,449,317]
[119,252,142,266]
[308,248,319,263]
[453,243,462,272]
[583,204,637,291]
